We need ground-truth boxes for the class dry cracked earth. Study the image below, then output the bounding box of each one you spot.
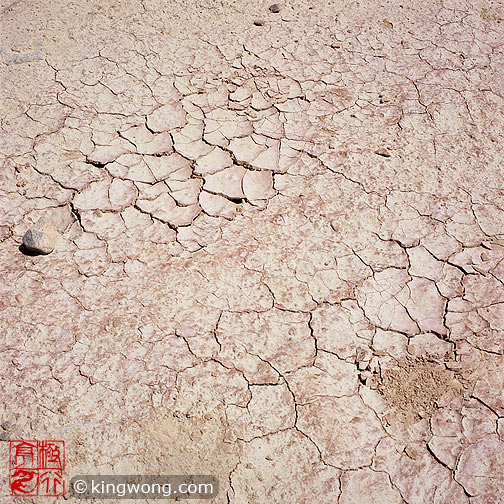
[1,0,504,502]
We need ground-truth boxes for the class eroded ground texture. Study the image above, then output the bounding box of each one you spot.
[1,0,504,502]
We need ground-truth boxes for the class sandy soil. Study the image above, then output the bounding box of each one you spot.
[1,0,503,502]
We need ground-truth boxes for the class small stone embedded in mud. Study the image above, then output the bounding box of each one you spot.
[0,226,12,242]
[1,420,13,430]
[375,148,391,158]
[269,4,281,13]
[22,218,59,255]
[254,19,265,26]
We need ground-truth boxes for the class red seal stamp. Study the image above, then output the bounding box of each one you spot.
[9,440,65,497]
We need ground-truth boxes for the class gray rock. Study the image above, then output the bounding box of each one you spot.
[22,217,59,254]
[269,4,281,13]
[1,420,12,430]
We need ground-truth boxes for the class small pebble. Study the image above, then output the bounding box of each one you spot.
[22,217,59,255]
[254,19,265,26]
[1,420,13,430]
[0,431,11,441]
[375,148,392,158]
[269,3,280,13]
[0,226,11,242]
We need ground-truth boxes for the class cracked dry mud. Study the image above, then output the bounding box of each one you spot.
[1,0,504,502]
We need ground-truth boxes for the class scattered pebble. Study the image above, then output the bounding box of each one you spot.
[1,420,12,430]
[375,148,392,158]
[0,226,11,242]
[22,217,59,255]
[254,19,265,26]
[269,3,281,13]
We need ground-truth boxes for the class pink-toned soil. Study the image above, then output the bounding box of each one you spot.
[1,0,503,502]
